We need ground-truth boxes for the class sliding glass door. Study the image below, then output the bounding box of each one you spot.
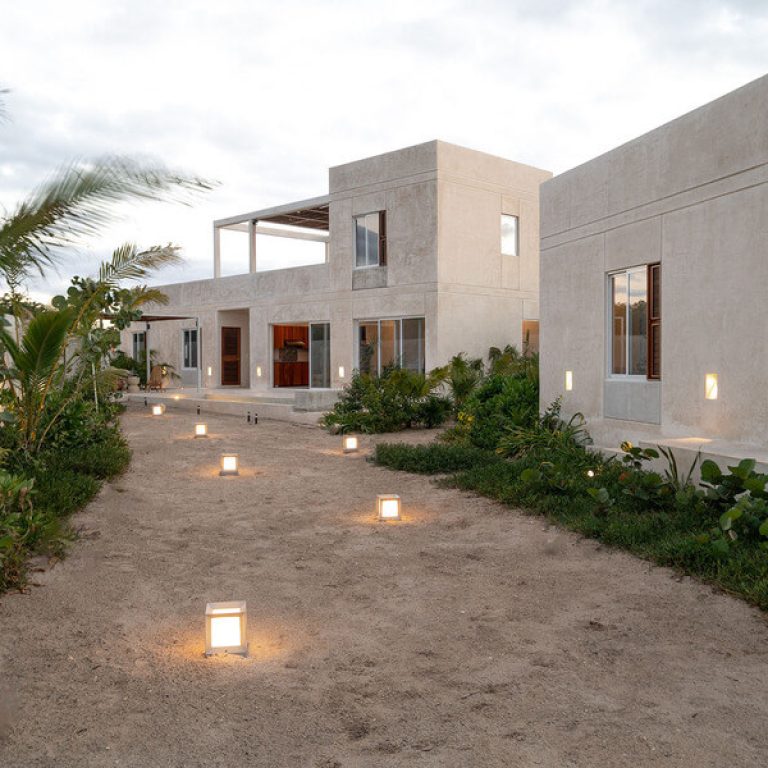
[309,323,331,388]
[357,317,425,376]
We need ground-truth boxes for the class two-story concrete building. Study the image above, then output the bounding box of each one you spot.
[122,140,550,420]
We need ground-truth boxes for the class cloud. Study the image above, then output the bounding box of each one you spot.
[1,0,767,298]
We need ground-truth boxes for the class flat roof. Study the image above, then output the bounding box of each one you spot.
[214,194,330,231]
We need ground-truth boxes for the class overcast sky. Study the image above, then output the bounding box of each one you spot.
[1,0,767,300]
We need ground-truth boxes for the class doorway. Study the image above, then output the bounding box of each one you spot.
[221,326,241,385]
[272,323,330,388]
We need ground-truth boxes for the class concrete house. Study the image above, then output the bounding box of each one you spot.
[540,75,768,463]
[121,141,550,420]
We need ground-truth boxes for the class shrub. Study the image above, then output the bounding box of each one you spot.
[461,373,539,450]
[323,367,451,433]
[375,443,495,474]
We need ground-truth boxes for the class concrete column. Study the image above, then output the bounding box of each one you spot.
[213,226,221,278]
[248,220,257,273]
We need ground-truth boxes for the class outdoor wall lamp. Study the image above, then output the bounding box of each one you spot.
[705,373,718,400]
[565,370,573,391]
[377,494,401,521]
[343,435,359,453]
[219,453,240,476]
[194,423,208,438]
[205,601,247,656]
[338,366,346,379]
[256,366,262,377]
[207,366,212,377]
[151,404,165,416]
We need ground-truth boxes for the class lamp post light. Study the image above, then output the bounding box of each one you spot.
[343,434,359,453]
[205,601,247,656]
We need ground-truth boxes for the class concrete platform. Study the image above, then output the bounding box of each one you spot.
[123,387,339,426]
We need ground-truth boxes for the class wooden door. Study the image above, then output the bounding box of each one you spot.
[221,327,241,386]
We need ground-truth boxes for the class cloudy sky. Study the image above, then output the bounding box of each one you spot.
[1,0,767,299]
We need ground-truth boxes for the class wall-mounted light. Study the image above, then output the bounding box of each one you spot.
[207,366,213,377]
[565,370,573,391]
[256,366,262,377]
[195,423,208,438]
[338,366,346,379]
[343,435,359,453]
[219,453,239,476]
[205,601,247,656]
[705,373,718,400]
[152,404,165,416]
[377,494,401,521]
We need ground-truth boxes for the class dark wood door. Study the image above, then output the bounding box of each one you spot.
[221,327,241,386]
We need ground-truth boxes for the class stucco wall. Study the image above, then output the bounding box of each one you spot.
[540,74,768,448]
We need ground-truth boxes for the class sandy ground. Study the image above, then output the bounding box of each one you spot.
[1,405,767,767]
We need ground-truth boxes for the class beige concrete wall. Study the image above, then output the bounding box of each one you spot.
[540,73,768,448]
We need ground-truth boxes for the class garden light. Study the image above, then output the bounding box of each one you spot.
[219,453,239,476]
[705,373,718,400]
[343,435,359,453]
[205,601,247,656]
[151,404,165,416]
[377,494,401,521]
[565,370,573,391]
[194,423,208,438]
[586,469,595,478]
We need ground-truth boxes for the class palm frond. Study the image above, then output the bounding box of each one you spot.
[0,156,214,277]
[98,242,181,284]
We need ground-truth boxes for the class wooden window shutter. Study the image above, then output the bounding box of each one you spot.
[378,211,387,266]
[647,263,661,380]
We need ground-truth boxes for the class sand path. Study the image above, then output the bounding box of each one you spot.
[1,406,767,767]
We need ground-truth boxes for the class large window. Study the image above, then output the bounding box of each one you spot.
[501,214,519,256]
[355,211,387,268]
[358,318,425,376]
[132,331,146,360]
[182,328,199,369]
[609,264,660,378]
[309,323,331,388]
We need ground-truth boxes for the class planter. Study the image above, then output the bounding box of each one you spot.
[127,374,141,393]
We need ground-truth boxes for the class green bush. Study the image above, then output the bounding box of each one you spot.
[374,443,496,474]
[460,373,539,450]
[323,367,451,433]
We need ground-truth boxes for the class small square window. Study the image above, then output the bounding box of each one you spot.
[501,214,519,256]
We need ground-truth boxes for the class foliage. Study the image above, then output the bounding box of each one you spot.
[322,367,451,433]
[431,353,484,414]
[374,442,494,474]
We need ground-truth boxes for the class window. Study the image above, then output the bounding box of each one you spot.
[182,328,199,369]
[132,332,146,360]
[309,323,331,388]
[609,264,660,379]
[357,318,425,376]
[501,214,519,256]
[355,211,387,268]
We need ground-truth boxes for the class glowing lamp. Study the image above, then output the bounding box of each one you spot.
[151,404,165,416]
[256,366,262,377]
[219,453,239,476]
[565,370,573,391]
[194,423,208,438]
[586,469,595,478]
[207,366,213,377]
[377,494,401,521]
[343,435,359,453]
[338,366,346,379]
[705,373,718,400]
[205,601,247,656]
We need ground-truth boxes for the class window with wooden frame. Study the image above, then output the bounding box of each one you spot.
[354,211,387,268]
[647,262,661,380]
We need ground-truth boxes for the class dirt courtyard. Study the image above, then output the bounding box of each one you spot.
[1,405,767,767]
